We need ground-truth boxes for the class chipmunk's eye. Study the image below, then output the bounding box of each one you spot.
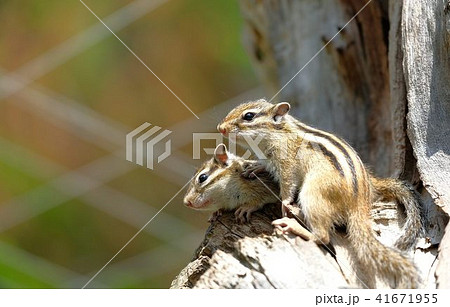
[198,173,208,183]
[243,112,256,121]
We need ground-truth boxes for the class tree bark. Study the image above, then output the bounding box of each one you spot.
[172,0,450,288]
[400,0,450,288]
[172,200,434,288]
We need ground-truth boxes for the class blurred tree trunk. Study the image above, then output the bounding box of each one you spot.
[172,0,450,288]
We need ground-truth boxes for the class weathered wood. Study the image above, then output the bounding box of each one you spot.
[400,0,450,288]
[194,234,347,289]
[170,203,352,289]
[388,0,413,180]
[171,201,432,289]
[437,221,450,288]
[171,204,351,288]
[173,0,449,288]
[239,0,394,176]
[401,0,450,211]
[171,204,281,288]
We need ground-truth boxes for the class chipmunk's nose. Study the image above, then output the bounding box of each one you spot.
[217,124,228,136]
[184,199,193,208]
[184,195,194,207]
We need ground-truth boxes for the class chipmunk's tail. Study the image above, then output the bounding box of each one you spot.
[347,209,420,288]
[371,177,425,250]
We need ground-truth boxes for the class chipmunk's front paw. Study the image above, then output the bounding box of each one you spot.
[272,217,313,241]
[235,206,258,223]
[241,161,266,179]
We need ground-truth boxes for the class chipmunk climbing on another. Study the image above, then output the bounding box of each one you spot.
[217,99,424,288]
[183,144,281,223]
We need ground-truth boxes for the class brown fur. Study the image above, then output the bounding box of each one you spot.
[371,177,425,250]
[218,99,423,288]
[183,144,279,222]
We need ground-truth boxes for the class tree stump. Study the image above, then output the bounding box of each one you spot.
[171,200,438,288]
[172,0,449,288]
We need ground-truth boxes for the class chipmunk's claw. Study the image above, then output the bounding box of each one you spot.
[241,161,266,179]
[235,206,257,223]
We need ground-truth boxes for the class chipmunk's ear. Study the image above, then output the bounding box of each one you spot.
[273,102,290,121]
[214,143,229,165]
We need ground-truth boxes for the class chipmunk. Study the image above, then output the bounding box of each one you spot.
[217,99,424,288]
[183,144,281,223]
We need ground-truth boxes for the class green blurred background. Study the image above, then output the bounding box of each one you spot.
[0,0,262,288]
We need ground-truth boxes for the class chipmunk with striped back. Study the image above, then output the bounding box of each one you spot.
[217,99,424,288]
[183,144,280,223]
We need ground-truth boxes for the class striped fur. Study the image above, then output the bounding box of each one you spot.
[218,99,423,288]
[183,145,279,215]
[307,141,345,178]
[296,122,359,194]
[218,99,365,198]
